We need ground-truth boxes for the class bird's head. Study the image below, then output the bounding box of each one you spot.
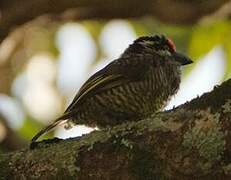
[123,35,193,66]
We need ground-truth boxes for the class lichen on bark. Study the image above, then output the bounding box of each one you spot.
[0,79,231,179]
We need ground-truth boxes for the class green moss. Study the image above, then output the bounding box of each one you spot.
[0,153,11,179]
[182,110,226,170]
[5,109,227,178]
[120,138,134,149]
[222,99,231,114]
[223,163,231,175]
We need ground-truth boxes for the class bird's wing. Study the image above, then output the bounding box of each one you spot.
[64,56,151,114]
[30,65,131,145]
[64,74,124,113]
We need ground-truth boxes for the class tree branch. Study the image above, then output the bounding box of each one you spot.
[0,0,228,44]
[0,78,231,179]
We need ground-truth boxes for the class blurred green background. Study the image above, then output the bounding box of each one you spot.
[0,16,230,152]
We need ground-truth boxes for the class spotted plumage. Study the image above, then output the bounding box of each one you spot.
[31,35,192,144]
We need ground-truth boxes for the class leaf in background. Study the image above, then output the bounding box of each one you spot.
[81,20,105,40]
[189,21,231,61]
[223,35,231,80]
[82,20,105,65]
[129,20,150,37]
[19,116,53,140]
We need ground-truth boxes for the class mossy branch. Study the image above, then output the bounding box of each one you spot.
[1,79,231,179]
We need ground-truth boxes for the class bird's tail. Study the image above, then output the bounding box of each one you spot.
[31,113,71,143]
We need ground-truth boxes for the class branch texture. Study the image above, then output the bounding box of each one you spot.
[1,78,231,179]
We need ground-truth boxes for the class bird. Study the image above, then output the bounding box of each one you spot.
[31,35,192,144]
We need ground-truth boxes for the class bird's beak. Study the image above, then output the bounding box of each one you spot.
[173,52,193,66]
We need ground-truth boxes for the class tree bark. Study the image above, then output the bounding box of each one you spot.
[0,78,231,179]
[0,0,229,44]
